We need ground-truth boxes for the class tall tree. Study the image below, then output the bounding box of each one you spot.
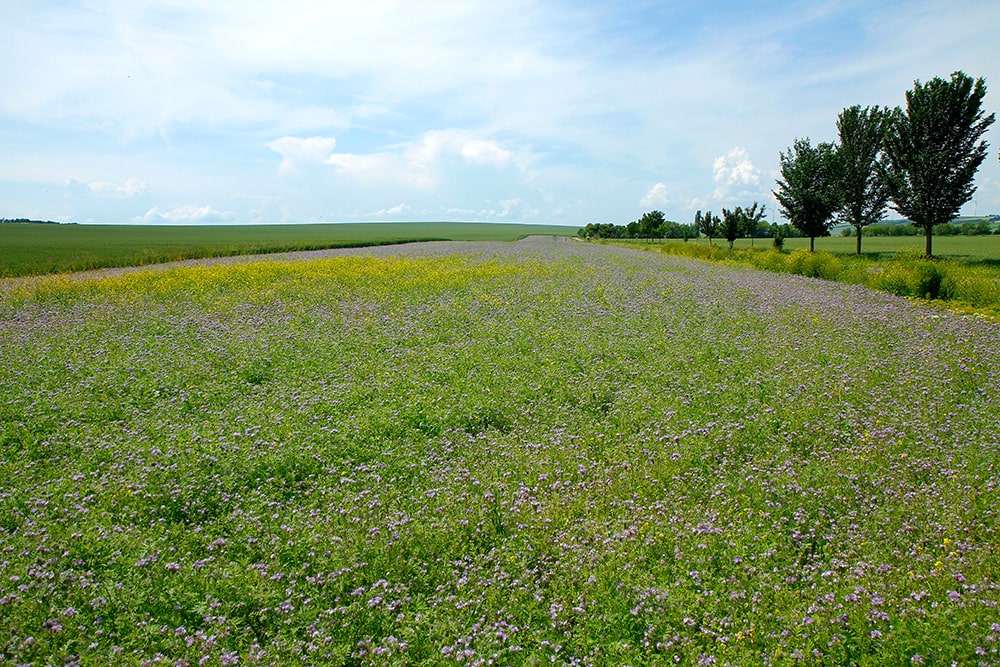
[882,72,995,257]
[773,139,840,252]
[834,105,891,255]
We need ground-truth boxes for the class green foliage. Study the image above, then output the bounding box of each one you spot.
[834,105,892,254]
[696,210,721,245]
[579,213,697,240]
[883,71,996,257]
[720,203,766,250]
[774,138,840,250]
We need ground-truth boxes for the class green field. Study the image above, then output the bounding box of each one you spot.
[765,234,1000,262]
[2,238,998,665]
[0,222,576,277]
[658,234,1000,263]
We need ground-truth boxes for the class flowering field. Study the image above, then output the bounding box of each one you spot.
[1,238,999,666]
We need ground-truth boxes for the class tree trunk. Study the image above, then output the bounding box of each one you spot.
[809,236,815,252]
[855,227,862,255]
[925,226,933,258]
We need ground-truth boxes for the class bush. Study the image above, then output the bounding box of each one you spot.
[756,250,791,273]
[657,241,727,262]
[869,264,913,296]
[868,253,965,301]
[785,249,842,280]
[914,262,946,299]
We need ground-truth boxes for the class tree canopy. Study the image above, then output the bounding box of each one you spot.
[882,71,995,257]
[720,203,766,249]
[834,105,891,255]
[773,139,840,252]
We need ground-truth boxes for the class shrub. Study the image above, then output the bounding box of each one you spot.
[869,264,913,296]
[914,262,946,300]
[757,250,791,273]
[944,269,1000,306]
[786,248,811,275]
[785,249,841,280]
[657,241,727,262]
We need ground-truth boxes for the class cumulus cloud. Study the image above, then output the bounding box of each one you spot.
[640,182,670,208]
[267,136,338,175]
[132,204,236,224]
[321,130,516,189]
[713,147,761,187]
[461,140,514,166]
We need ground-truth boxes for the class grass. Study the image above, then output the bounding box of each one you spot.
[754,234,1000,263]
[0,222,576,277]
[2,238,998,665]
[633,234,1000,262]
[622,236,1000,321]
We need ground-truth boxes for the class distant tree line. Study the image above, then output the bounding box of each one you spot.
[774,71,994,257]
[578,209,803,243]
[578,211,698,240]
[846,220,1000,237]
[0,218,66,224]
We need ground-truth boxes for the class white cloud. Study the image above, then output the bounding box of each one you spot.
[325,151,436,189]
[132,204,236,224]
[267,136,338,175]
[88,178,148,197]
[67,177,148,198]
[461,140,514,166]
[708,147,768,204]
[640,182,670,208]
[370,203,410,218]
[321,130,517,189]
[713,147,761,187]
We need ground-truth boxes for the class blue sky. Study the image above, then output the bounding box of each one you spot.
[2,0,999,226]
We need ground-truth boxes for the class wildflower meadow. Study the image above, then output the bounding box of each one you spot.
[1,238,998,665]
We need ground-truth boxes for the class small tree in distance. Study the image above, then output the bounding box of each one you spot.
[741,202,766,247]
[882,71,995,258]
[719,203,765,249]
[696,210,720,246]
[774,138,840,252]
[721,207,742,249]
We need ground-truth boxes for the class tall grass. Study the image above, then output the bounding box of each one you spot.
[649,242,1000,320]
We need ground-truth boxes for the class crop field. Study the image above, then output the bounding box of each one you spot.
[0,222,576,278]
[2,238,999,665]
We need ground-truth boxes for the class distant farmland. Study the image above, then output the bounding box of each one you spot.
[0,221,576,277]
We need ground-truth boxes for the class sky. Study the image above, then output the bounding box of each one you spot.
[2,0,999,227]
